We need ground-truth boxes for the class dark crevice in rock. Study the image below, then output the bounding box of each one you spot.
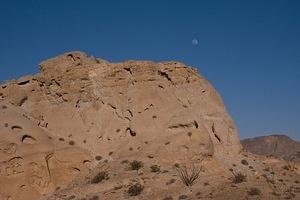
[212,123,216,133]
[214,134,221,142]
[193,120,199,129]
[108,103,116,110]
[127,109,133,117]
[126,127,136,137]
[158,71,173,84]
[168,121,198,130]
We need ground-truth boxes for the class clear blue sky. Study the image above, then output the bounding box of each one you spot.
[0,0,299,140]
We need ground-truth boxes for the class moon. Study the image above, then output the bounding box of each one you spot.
[192,38,199,46]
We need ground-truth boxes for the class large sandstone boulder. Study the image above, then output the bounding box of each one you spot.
[0,51,241,199]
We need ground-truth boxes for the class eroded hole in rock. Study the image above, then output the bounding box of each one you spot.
[194,120,199,129]
[124,67,133,74]
[17,80,30,85]
[158,71,173,83]
[19,96,28,106]
[168,121,199,130]
[214,134,221,142]
[21,135,37,144]
[72,167,81,172]
[11,125,23,131]
[83,160,91,164]
[8,156,23,163]
[126,127,136,136]
[20,185,26,189]
[67,54,76,62]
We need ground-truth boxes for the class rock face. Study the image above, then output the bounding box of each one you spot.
[0,51,241,199]
[242,135,300,162]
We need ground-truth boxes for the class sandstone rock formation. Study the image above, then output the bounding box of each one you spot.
[242,135,300,163]
[1,51,299,200]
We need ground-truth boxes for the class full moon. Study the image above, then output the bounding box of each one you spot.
[192,38,199,46]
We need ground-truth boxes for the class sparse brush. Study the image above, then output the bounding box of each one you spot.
[150,165,160,173]
[127,183,144,196]
[90,171,109,184]
[129,160,143,170]
[232,172,247,183]
[176,164,201,187]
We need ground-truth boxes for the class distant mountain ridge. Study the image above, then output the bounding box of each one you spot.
[241,134,300,163]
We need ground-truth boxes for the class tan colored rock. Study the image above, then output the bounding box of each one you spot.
[0,51,252,200]
[0,104,92,200]
[7,85,28,106]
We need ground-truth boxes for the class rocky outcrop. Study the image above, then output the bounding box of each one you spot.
[242,135,300,162]
[0,51,241,199]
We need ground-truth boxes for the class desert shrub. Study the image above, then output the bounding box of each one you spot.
[91,171,109,184]
[129,160,143,170]
[247,188,261,196]
[283,156,296,171]
[150,165,160,173]
[69,140,75,145]
[127,183,144,196]
[241,159,249,165]
[283,164,294,171]
[232,172,247,183]
[176,164,201,187]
